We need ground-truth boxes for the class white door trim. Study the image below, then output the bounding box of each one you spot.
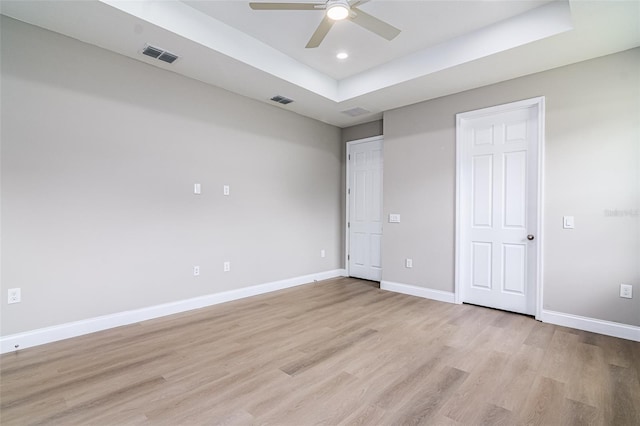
[455,97,545,319]
[345,135,384,278]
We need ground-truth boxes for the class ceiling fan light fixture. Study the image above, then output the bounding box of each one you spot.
[249,0,401,48]
[326,0,350,21]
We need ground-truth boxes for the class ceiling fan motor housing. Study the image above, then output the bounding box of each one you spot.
[326,0,350,20]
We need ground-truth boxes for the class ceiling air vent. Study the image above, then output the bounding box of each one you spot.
[270,95,294,105]
[341,107,371,117]
[142,44,179,64]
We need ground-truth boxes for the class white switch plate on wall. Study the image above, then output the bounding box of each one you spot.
[389,214,401,223]
[405,258,413,268]
[194,183,201,194]
[620,284,632,299]
[223,185,230,196]
[563,216,575,229]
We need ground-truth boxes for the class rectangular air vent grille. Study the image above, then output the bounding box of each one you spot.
[142,44,179,64]
[341,107,371,117]
[270,95,294,105]
[158,52,179,64]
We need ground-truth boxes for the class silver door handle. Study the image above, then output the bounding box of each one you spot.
[527,235,535,241]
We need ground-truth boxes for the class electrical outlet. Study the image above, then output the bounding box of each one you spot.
[193,266,200,276]
[620,284,632,299]
[223,261,231,272]
[223,185,230,196]
[405,258,413,268]
[8,288,21,304]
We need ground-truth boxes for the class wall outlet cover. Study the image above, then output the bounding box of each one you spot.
[8,288,21,304]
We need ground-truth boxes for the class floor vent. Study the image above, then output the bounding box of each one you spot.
[142,44,179,64]
[341,107,371,117]
[270,95,294,105]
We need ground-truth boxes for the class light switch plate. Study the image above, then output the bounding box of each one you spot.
[223,185,230,196]
[389,214,401,223]
[563,216,575,229]
[194,183,201,194]
[620,284,632,299]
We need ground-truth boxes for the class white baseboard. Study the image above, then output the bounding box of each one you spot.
[540,309,640,342]
[380,281,456,304]
[380,281,639,342]
[0,269,347,354]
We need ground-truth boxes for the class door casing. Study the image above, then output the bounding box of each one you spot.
[346,135,384,280]
[455,97,545,319]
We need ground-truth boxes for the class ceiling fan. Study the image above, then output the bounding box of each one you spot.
[249,0,401,48]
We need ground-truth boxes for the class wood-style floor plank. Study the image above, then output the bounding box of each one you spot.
[1,277,639,425]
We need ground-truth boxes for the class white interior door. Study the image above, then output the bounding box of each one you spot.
[348,137,383,281]
[456,99,543,315]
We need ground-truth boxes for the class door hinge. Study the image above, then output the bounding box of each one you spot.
[348,188,350,195]
[348,154,351,161]
[348,254,350,260]
[348,222,350,228]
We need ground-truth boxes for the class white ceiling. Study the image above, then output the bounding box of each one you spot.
[1,0,639,128]
[186,0,555,80]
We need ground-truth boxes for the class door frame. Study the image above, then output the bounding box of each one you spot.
[454,97,545,319]
[345,135,384,278]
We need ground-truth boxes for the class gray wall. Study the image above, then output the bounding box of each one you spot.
[1,17,342,335]
[383,48,640,326]
[341,120,383,143]
[2,16,637,337]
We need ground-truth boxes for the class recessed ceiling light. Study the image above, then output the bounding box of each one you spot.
[336,52,349,60]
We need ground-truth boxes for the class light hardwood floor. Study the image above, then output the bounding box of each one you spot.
[1,277,639,425]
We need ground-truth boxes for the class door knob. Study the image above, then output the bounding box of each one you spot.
[527,234,535,240]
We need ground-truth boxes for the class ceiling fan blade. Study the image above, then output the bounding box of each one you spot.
[249,2,322,10]
[350,6,401,41]
[349,0,370,7]
[306,16,335,48]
